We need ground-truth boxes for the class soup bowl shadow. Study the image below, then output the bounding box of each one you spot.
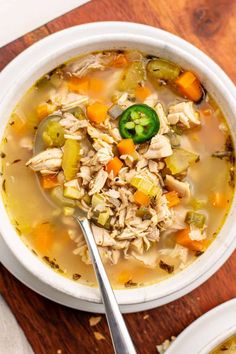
[0,22,236,313]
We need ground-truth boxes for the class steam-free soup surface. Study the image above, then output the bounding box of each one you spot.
[1,50,234,288]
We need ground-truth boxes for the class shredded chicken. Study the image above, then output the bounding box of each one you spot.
[155,103,170,134]
[26,148,62,174]
[165,175,190,199]
[167,101,200,128]
[189,224,206,240]
[66,53,115,77]
[144,134,172,159]
[88,169,108,195]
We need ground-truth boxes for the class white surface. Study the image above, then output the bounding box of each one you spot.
[166,299,236,354]
[0,0,90,47]
[0,22,236,312]
[0,295,33,354]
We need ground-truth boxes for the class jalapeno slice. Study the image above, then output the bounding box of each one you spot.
[118,104,160,143]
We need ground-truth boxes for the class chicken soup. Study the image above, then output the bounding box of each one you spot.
[1,50,235,288]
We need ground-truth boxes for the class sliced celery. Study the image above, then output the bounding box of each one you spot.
[62,139,80,181]
[130,176,161,197]
[97,209,110,226]
[147,59,181,81]
[185,211,206,229]
[63,186,82,200]
[50,186,76,207]
[118,62,146,92]
[63,207,75,216]
[42,121,65,147]
[165,148,199,175]
[92,193,106,208]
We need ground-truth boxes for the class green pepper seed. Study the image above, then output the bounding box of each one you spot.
[139,117,150,126]
[130,111,140,120]
[135,125,144,135]
[125,121,135,129]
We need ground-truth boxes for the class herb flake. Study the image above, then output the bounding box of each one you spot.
[159,260,174,274]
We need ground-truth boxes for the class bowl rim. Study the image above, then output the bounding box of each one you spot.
[165,298,236,354]
[0,21,236,307]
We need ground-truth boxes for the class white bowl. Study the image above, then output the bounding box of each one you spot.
[165,299,236,353]
[0,22,236,312]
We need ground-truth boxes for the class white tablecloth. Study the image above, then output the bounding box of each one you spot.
[0,295,33,354]
[0,0,90,47]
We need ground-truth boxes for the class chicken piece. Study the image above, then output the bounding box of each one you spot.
[66,53,114,77]
[165,174,190,199]
[156,195,173,229]
[50,84,88,108]
[148,160,159,174]
[60,113,88,133]
[158,244,189,269]
[155,103,170,134]
[144,134,172,159]
[88,169,108,195]
[126,247,159,268]
[94,142,114,165]
[92,224,117,247]
[144,93,158,108]
[167,101,200,128]
[77,166,92,185]
[108,127,122,142]
[87,125,115,144]
[26,148,62,174]
[189,224,206,241]
[117,92,134,109]
[130,238,144,254]
[171,206,188,230]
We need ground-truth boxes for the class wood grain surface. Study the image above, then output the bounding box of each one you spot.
[1,0,236,353]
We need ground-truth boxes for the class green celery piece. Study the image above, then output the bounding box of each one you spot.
[185,211,206,229]
[92,193,105,208]
[62,139,80,181]
[165,148,199,175]
[63,186,81,200]
[97,209,110,226]
[118,62,146,92]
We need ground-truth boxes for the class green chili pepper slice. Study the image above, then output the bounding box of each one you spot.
[119,104,160,143]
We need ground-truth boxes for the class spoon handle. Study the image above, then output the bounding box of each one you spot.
[78,218,137,354]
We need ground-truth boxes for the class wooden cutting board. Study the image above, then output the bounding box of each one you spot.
[1,1,236,353]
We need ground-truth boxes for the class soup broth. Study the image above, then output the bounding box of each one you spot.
[210,334,236,354]
[1,50,234,288]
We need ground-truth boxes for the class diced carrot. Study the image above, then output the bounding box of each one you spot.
[41,175,60,189]
[118,271,132,284]
[165,191,180,208]
[135,86,152,101]
[36,103,56,121]
[106,157,123,177]
[31,223,54,254]
[117,139,135,155]
[175,71,203,102]
[67,76,89,94]
[210,192,229,208]
[89,78,105,95]
[111,54,129,68]
[133,190,150,207]
[86,102,108,124]
[10,113,28,135]
[176,227,204,251]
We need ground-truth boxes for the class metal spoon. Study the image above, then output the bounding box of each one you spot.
[34,115,137,354]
